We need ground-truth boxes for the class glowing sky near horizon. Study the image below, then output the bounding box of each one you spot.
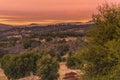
[0,0,120,25]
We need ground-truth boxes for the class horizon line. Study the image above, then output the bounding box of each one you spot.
[0,19,92,26]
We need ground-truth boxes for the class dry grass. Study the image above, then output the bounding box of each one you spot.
[65,37,77,42]
[58,62,81,80]
[58,62,69,80]
[0,69,8,80]
[19,76,40,80]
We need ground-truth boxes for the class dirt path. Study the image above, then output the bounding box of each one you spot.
[0,69,8,80]
[19,76,40,80]
[58,62,69,80]
[58,62,82,80]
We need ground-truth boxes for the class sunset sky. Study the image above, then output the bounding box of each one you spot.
[0,0,120,25]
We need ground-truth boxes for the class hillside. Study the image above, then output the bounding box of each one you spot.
[0,23,94,80]
[0,24,12,31]
[0,23,93,38]
[0,23,93,54]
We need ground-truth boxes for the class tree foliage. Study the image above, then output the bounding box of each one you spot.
[1,52,39,79]
[67,53,82,69]
[67,3,120,80]
[37,54,59,80]
[87,3,120,45]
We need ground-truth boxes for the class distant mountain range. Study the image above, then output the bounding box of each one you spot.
[0,21,94,31]
[0,24,13,31]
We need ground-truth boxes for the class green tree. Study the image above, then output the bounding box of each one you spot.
[67,53,82,69]
[37,54,59,80]
[67,3,120,80]
[83,3,120,79]
[23,39,40,49]
[1,52,39,80]
[87,3,120,45]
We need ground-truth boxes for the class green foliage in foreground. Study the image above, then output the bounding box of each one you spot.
[1,52,39,79]
[1,52,59,80]
[67,53,82,69]
[67,3,120,80]
[37,54,59,80]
